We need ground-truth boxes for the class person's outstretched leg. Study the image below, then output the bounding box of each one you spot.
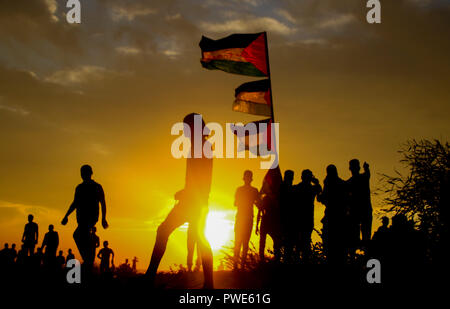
[241,222,252,268]
[73,226,90,263]
[145,208,185,282]
[195,210,214,289]
[234,219,243,269]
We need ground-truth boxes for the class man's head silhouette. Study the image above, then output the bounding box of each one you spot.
[301,169,313,183]
[326,164,338,179]
[48,224,54,232]
[284,170,294,185]
[349,159,360,176]
[243,170,253,185]
[381,216,389,226]
[103,240,109,248]
[81,164,93,181]
[28,214,34,222]
[183,113,209,139]
[4,243,8,249]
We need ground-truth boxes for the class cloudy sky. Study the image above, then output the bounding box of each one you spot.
[0,0,449,270]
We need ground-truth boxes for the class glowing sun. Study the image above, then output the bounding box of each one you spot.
[205,210,234,251]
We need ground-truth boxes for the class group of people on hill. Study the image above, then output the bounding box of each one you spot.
[0,113,425,291]
[232,159,373,268]
[0,214,76,271]
[0,212,119,277]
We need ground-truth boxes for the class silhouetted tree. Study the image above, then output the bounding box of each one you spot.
[381,139,449,261]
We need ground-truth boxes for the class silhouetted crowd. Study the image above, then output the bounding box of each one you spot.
[0,213,139,282]
[0,159,432,288]
[233,158,427,273]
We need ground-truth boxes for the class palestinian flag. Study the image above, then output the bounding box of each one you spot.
[199,32,268,77]
[233,79,272,117]
[232,118,273,156]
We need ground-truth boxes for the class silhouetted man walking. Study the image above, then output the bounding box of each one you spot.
[234,170,260,269]
[41,224,59,264]
[22,214,38,256]
[295,169,322,262]
[145,113,214,289]
[97,240,114,274]
[61,165,109,272]
[347,159,372,249]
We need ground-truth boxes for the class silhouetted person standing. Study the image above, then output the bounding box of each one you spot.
[295,169,322,262]
[0,243,9,267]
[233,170,260,269]
[97,241,114,274]
[16,245,27,266]
[318,165,348,265]
[10,243,17,264]
[41,224,59,264]
[132,256,138,272]
[256,168,282,262]
[66,249,75,264]
[56,250,65,269]
[145,113,214,289]
[34,247,43,268]
[373,216,389,239]
[371,216,390,261]
[61,165,109,272]
[22,214,38,256]
[347,159,372,249]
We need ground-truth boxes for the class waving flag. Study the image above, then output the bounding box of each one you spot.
[232,118,273,156]
[233,79,272,117]
[199,32,268,77]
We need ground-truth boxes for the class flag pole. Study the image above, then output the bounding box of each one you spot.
[263,32,277,157]
[263,31,275,123]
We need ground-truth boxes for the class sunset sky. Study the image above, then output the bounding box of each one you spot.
[1,0,449,271]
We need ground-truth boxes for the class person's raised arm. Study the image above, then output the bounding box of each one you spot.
[99,186,108,229]
[62,189,78,225]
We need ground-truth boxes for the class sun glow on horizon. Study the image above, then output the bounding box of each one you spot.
[205,210,234,251]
